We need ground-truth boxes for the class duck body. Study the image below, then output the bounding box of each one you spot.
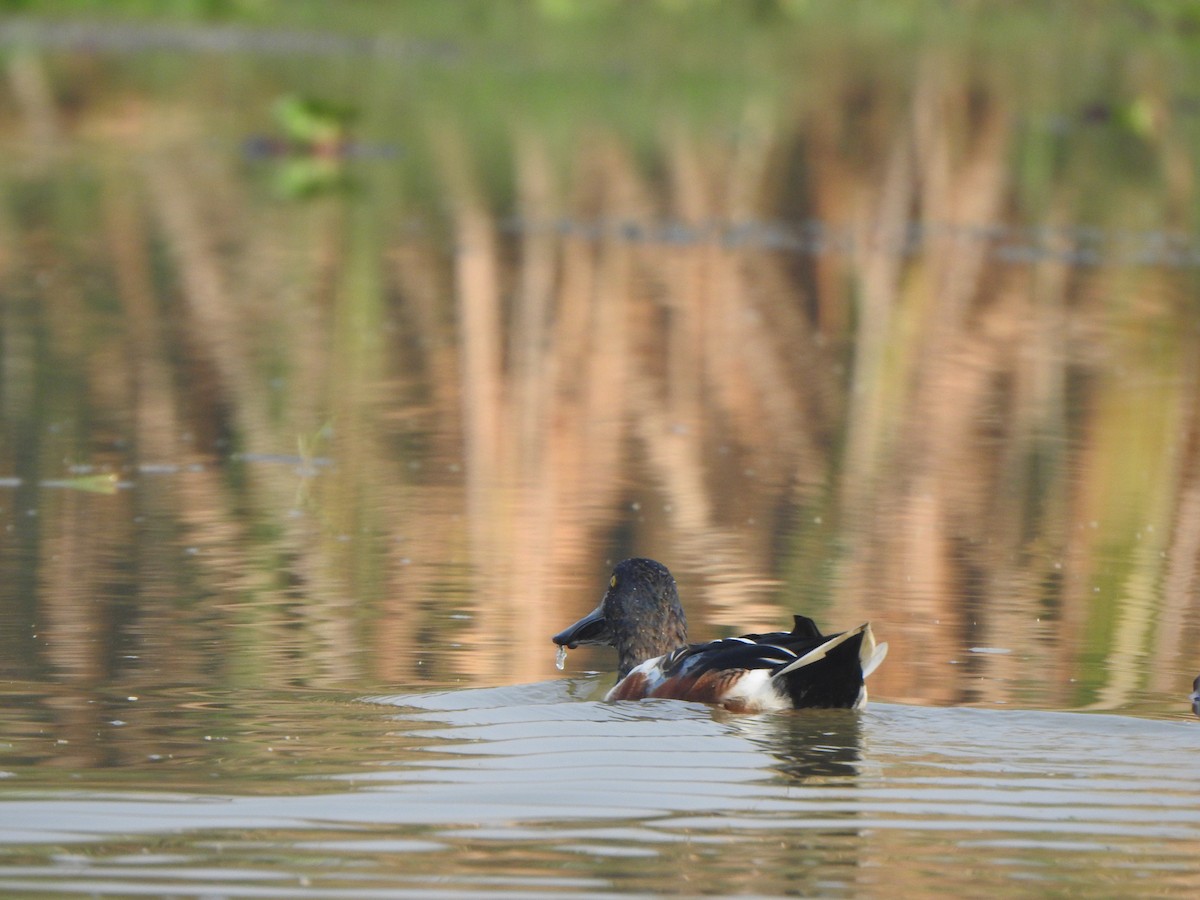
[608,615,880,712]
[553,558,887,713]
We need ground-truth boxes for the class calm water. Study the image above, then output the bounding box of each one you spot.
[2,9,1200,897]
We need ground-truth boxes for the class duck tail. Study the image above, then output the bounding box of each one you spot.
[861,625,889,679]
[771,623,886,709]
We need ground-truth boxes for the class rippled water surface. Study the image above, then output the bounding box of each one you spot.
[4,6,1200,897]
[2,682,1198,897]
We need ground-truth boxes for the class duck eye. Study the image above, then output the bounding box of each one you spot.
[610,575,617,588]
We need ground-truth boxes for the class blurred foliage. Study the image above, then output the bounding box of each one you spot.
[271,94,355,148]
[1,0,1199,712]
[4,0,1193,224]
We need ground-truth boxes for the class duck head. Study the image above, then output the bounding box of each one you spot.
[553,557,689,678]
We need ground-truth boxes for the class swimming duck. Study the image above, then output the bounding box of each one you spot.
[552,558,887,713]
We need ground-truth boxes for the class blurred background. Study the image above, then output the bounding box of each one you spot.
[2,0,1199,719]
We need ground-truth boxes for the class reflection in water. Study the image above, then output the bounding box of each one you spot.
[2,12,1200,898]
[0,679,1197,896]
[1,11,1199,721]
[729,711,864,781]
[506,215,1200,270]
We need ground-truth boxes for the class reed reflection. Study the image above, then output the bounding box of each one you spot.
[0,49,1197,716]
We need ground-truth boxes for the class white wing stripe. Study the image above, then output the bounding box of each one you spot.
[771,623,871,679]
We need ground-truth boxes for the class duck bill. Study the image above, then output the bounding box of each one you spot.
[552,605,613,649]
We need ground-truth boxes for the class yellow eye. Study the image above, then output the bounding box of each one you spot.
[610,576,617,588]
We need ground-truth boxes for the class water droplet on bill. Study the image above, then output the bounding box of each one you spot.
[555,644,568,671]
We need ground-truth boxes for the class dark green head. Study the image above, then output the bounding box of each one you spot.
[553,558,689,677]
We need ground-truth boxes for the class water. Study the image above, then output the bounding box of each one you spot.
[1,682,1197,897]
[3,8,1200,897]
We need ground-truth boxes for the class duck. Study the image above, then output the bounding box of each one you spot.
[552,558,887,713]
